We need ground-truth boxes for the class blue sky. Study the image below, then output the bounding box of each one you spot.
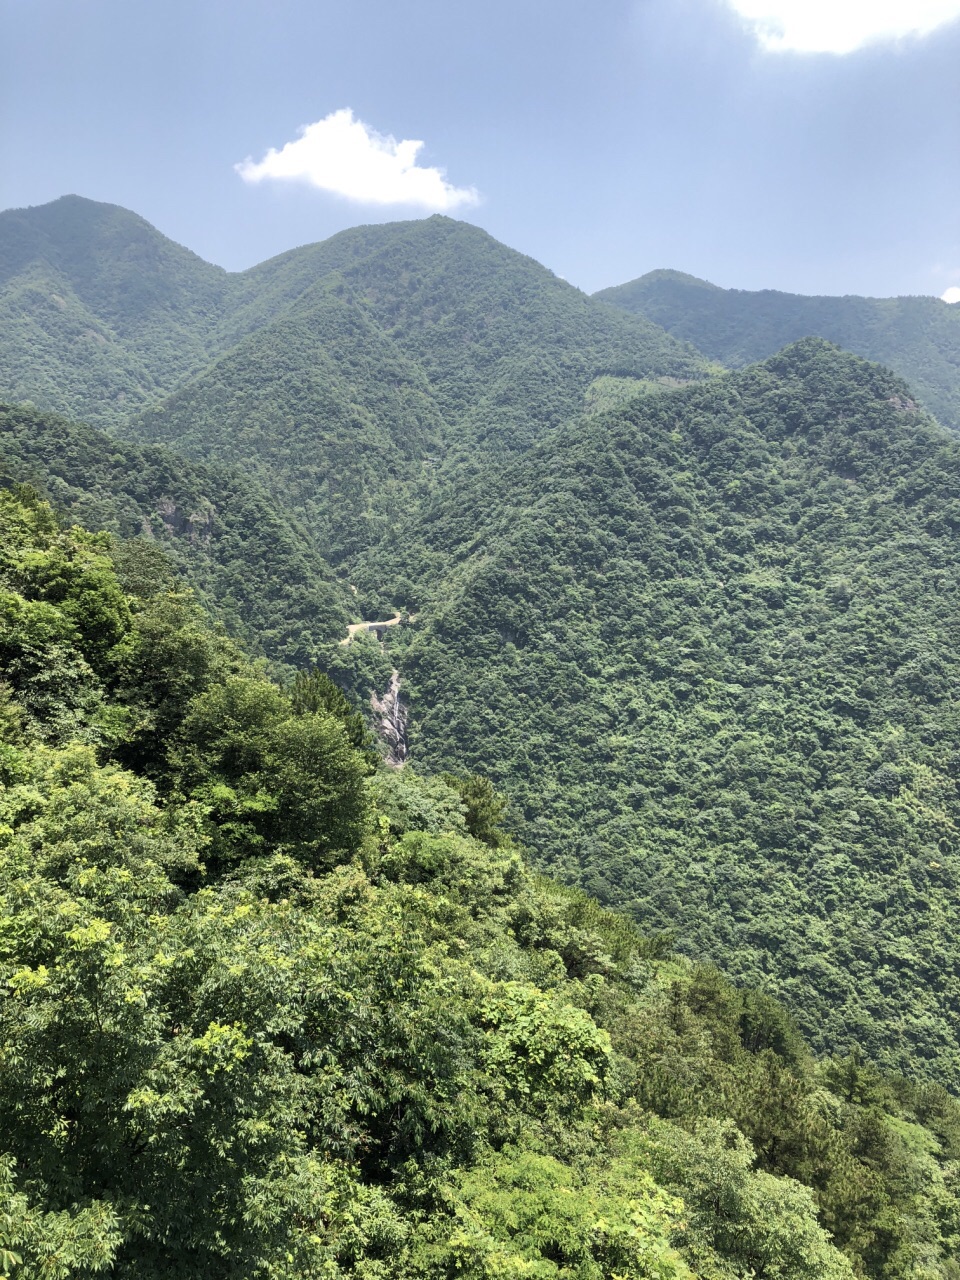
[2,0,958,297]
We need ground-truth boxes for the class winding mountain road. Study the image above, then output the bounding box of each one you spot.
[340,613,403,644]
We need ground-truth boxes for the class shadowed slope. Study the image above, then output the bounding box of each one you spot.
[0,401,349,667]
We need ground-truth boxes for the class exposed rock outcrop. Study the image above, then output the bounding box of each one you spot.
[370,669,408,767]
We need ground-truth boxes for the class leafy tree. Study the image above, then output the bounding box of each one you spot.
[291,667,379,767]
[441,773,511,847]
[173,675,370,873]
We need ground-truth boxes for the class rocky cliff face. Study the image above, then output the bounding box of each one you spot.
[370,669,408,766]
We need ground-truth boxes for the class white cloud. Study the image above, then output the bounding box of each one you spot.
[724,0,960,53]
[235,108,479,211]
[943,286,960,304]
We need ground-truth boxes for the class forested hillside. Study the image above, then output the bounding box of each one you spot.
[3,482,960,1279]
[3,198,716,570]
[0,402,348,668]
[7,199,960,1087]
[595,269,960,429]
[124,216,709,563]
[0,198,709,569]
[358,340,960,1084]
[128,291,448,565]
[9,197,960,1278]
[0,196,230,427]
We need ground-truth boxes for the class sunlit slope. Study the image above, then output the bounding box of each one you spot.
[0,196,230,425]
[5,481,959,1278]
[124,217,709,560]
[366,339,960,1083]
[596,268,960,429]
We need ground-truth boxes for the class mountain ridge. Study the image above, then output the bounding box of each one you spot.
[596,268,960,428]
[0,196,708,429]
[354,337,960,1084]
[7,195,960,1092]
[110,204,708,565]
[0,198,711,573]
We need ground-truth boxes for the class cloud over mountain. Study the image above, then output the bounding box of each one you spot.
[235,108,479,210]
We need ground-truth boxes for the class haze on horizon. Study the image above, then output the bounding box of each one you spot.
[2,0,958,300]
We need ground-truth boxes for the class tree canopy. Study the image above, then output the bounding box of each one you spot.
[2,484,959,1278]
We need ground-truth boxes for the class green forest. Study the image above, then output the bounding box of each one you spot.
[3,195,960,1278]
[3,481,960,1278]
[365,340,960,1082]
[595,269,960,431]
[0,403,350,670]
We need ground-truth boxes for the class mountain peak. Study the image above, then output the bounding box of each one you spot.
[609,268,721,293]
[0,192,226,292]
[597,266,960,428]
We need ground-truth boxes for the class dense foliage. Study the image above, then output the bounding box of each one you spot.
[356,340,960,1084]
[7,202,960,1092]
[595,269,960,430]
[0,196,709,568]
[131,292,446,565]
[0,196,229,428]
[7,198,960,1276]
[0,402,349,670]
[3,485,960,1279]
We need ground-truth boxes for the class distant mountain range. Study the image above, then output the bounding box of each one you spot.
[1,196,710,567]
[595,268,960,429]
[5,195,960,1094]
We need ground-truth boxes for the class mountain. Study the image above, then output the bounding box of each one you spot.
[0,401,349,668]
[123,216,711,565]
[0,198,710,570]
[2,480,959,1279]
[595,268,960,430]
[0,195,230,427]
[7,196,960,1095]
[11,195,960,1272]
[356,339,960,1087]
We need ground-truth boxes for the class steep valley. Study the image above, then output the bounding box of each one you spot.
[4,193,960,1277]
